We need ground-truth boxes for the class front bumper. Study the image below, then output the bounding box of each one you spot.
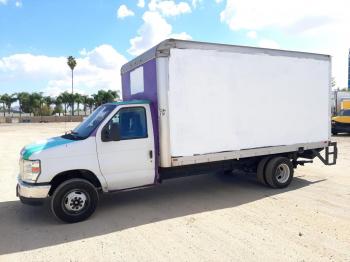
[16,179,51,200]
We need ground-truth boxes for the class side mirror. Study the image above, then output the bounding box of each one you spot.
[101,126,111,142]
[101,123,120,142]
[110,123,120,141]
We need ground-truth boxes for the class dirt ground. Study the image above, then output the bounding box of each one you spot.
[0,123,349,262]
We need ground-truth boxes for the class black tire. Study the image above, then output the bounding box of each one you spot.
[265,157,294,188]
[50,178,98,223]
[256,157,270,185]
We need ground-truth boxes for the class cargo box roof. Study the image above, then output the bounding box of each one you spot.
[121,39,330,74]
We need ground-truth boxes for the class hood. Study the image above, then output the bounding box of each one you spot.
[21,136,76,160]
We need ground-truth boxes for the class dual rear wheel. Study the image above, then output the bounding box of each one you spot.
[257,156,294,188]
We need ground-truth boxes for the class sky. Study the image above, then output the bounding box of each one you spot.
[0,0,349,97]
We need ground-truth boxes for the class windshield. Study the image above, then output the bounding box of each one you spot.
[63,104,116,140]
[340,109,350,116]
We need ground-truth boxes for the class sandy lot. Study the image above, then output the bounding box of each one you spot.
[0,123,349,262]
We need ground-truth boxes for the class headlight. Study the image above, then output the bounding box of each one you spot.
[20,159,41,183]
[331,120,336,125]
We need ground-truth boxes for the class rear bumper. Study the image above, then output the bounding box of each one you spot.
[16,179,51,203]
[311,141,337,166]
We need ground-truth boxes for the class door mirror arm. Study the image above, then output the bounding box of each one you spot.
[101,124,120,142]
[101,127,111,142]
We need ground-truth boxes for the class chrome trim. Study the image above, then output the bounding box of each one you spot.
[171,141,329,167]
[17,179,51,199]
[156,57,172,167]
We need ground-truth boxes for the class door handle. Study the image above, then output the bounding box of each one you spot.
[149,150,153,159]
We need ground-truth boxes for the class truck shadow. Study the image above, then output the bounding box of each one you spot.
[0,173,325,255]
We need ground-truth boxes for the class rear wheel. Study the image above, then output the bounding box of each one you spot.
[265,157,294,188]
[50,178,98,223]
[256,157,270,185]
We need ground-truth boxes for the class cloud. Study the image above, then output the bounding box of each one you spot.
[246,30,257,39]
[117,4,135,19]
[148,0,191,16]
[128,11,191,56]
[219,0,350,87]
[15,1,22,7]
[191,0,202,8]
[214,0,223,3]
[0,45,127,96]
[219,0,342,31]
[137,0,145,8]
[0,0,7,5]
[170,32,192,40]
[258,39,280,49]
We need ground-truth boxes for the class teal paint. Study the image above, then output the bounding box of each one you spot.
[22,136,75,160]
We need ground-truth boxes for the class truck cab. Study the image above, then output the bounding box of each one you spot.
[17,100,156,223]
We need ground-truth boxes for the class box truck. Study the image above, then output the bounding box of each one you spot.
[16,39,337,223]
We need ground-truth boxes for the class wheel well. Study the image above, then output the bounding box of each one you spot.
[49,169,102,196]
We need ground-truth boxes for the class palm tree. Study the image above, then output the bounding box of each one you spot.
[0,95,5,116]
[29,92,43,116]
[81,95,88,115]
[92,90,119,106]
[1,93,17,115]
[17,92,30,118]
[86,97,95,114]
[44,96,54,109]
[54,96,63,116]
[67,56,77,115]
[74,93,83,116]
[58,92,70,116]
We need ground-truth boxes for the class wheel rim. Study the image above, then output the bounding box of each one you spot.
[63,190,88,213]
[275,163,290,183]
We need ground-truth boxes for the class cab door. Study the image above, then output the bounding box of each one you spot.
[96,105,155,190]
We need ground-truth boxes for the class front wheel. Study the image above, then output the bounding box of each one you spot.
[50,178,99,223]
[265,157,294,188]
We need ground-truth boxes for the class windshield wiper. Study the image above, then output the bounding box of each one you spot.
[65,130,79,135]
[63,130,85,140]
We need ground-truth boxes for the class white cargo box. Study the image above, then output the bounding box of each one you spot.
[122,40,331,167]
[167,47,330,156]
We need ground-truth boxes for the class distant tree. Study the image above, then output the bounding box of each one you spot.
[92,90,119,106]
[29,92,43,116]
[81,95,89,115]
[0,96,4,116]
[58,92,71,116]
[44,96,54,109]
[16,92,31,117]
[86,97,95,114]
[67,56,77,115]
[54,96,63,116]
[1,93,17,115]
[74,93,83,116]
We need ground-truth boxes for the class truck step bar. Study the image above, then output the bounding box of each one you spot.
[312,142,338,165]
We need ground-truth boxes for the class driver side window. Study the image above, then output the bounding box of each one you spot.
[107,107,148,140]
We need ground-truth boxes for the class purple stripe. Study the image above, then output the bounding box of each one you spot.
[122,59,160,183]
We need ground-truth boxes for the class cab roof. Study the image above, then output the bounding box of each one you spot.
[108,100,151,106]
